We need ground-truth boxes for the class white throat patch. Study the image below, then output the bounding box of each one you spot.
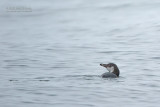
[106,66,114,72]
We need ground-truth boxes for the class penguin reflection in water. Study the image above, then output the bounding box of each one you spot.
[100,63,120,78]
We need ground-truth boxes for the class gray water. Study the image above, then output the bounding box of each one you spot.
[1,0,160,107]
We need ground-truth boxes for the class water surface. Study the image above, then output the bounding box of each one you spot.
[1,0,160,107]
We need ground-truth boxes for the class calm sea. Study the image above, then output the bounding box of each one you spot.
[1,0,160,107]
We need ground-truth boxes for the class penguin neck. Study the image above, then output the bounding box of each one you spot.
[112,68,119,77]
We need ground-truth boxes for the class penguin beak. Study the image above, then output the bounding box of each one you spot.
[100,63,106,67]
[100,63,104,66]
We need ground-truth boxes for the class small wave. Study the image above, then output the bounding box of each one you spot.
[9,79,18,81]
[151,56,160,59]
[98,50,139,53]
[38,80,50,82]
[99,3,133,10]
[64,74,100,78]
[7,64,29,67]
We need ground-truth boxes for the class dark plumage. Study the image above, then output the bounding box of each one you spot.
[100,63,120,78]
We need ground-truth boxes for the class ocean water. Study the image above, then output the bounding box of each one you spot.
[1,0,160,107]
